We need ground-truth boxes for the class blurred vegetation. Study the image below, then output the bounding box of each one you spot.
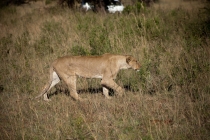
[0,0,32,7]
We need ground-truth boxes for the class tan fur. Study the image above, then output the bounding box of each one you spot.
[36,53,140,101]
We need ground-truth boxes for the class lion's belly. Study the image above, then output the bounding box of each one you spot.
[76,72,103,79]
[91,74,103,79]
[72,63,105,79]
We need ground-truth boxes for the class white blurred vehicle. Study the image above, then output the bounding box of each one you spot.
[81,2,92,11]
[107,0,124,13]
[107,4,124,13]
[81,0,124,13]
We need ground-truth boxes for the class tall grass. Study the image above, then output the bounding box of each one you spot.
[0,0,210,139]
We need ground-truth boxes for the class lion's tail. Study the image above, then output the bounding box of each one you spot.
[35,65,54,99]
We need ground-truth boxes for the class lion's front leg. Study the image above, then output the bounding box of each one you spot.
[101,79,125,97]
[102,87,112,99]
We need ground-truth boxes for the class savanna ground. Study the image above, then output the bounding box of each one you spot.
[0,0,210,139]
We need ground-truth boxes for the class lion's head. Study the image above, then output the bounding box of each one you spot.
[126,56,140,71]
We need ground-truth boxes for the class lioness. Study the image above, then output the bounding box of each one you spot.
[36,53,140,101]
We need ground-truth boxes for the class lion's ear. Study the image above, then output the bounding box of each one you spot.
[126,56,132,64]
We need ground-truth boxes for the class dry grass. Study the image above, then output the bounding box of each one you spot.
[0,0,210,139]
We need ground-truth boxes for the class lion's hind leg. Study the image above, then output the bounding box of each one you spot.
[48,71,61,90]
[36,71,60,101]
[58,71,82,101]
[43,71,60,101]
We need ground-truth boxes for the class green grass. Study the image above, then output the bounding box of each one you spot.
[0,0,210,139]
